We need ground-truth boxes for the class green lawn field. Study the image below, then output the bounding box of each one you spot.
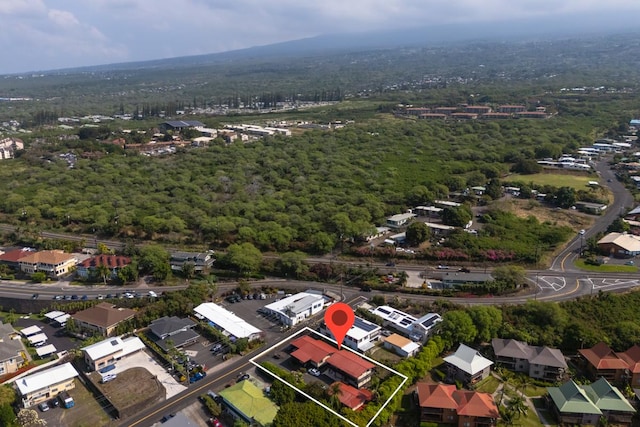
[509,173,594,190]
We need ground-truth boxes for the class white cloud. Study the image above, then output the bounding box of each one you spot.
[1,0,640,73]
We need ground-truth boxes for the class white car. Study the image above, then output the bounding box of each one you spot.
[148,291,158,298]
[307,368,321,377]
[124,292,134,299]
[579,229,586,235]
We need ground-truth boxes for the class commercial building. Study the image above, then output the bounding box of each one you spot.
[194,303,262,341]
[15,362,79,408]
[262,292,325,326]
[597,232,640,258]
[76,255,132,279]
[18,250,77,277]
[318,316,381,352]
[71,303,137,337]
[81,335,145,371]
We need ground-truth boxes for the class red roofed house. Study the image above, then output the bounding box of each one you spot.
[416,383,499,427]
[289,335,336,368]
[325,350,375,388]
[579,342,629,383]
[616,345,640,387]
[0,249,33,270]
[76,255,132,280]
[329,382,373,410]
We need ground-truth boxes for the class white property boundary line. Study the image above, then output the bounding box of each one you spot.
[250,327,408,427]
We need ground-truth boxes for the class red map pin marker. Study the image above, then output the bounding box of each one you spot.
[325,302,355,350]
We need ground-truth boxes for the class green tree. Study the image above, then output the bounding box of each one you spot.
[468,306,503,343]
[492,265,526,288]
[485,178,502,200]
[30,272,47,283]
[0,385,16,407]
[441,205,473,227]
[270,379,295,406]
[0,404,16,427]
[225,243,262,275]
[554,186,577,209]
[612,321,640,351]
[277,251,308,278]
[405,222,431,246]
[439,310,478,347]
[96,264,110,285]
[511,159,542,174]
[181,262,196,279]
[139,245,171,281]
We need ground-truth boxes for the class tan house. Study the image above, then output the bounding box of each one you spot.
[19,250,77,277]
[82,335,145,371]
[15,362,78,407]
[71,303,136,336]
[0,322,24,376]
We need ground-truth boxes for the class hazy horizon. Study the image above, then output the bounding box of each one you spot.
[1,0,640,75]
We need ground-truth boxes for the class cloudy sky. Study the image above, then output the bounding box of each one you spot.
[1,0,639,74]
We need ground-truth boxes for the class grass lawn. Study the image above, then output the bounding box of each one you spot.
[522,384,548,398]
[475,375,501,394]
[575,259,638,273]
[510,173,593,190]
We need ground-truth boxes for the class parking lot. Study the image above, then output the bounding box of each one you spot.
[38,378,116,427]
[218,295,290,343]
[14,317,79,357]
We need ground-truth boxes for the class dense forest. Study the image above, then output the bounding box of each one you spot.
[0,107,619,258]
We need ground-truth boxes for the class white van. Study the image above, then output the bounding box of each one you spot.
[101,373,117,383]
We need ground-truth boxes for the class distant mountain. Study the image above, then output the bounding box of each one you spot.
[44,10,640,74]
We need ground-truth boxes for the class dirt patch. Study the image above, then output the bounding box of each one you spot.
[91,366,165,419]
[491,199,595,230]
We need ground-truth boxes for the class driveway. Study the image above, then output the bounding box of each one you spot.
[115,350,186,399]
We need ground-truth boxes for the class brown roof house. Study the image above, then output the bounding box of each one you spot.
[416,383,499,427]
[492,338,567,381]
[325,350,375,389]
[618,345,640,388]
[71,303,136,337]
[19,250,77,277]
[579,342,630,384]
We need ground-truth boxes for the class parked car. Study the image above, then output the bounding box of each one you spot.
[437,265,449,270]
[31,293,39,299]
[308,368,321,377]
[53,295,63,300]
[385,262,396,267]
[273,352,283,359]
[579,229,586,235]
[458,267,471,273]
[626,260,635,265]
[360,285,372,292]
[38,402,50,412]
[71,294,79,300]
[148,290,158,298]
[96,294,104,300]
[81,295,88,300]
[161,413,175,423]
[210,343,223,353]
[48,398,60,408]
[237,373,250,382]
[208,418,222,427]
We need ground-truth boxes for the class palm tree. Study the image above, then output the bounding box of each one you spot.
[96,264,110,285]
[328,382,343,410]
[506,395,528,420]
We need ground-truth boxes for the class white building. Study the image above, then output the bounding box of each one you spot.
[15,362,79,407]
[319,316,381,352]
[81,336,145,371]
[369,306,441,342]
[263,292,326,326]
[386,213,416,229]
[194,303,262,341]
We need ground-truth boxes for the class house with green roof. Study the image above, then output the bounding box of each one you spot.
[219,380,278,426]
[584,378,636,426]
[547,378,635,426]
